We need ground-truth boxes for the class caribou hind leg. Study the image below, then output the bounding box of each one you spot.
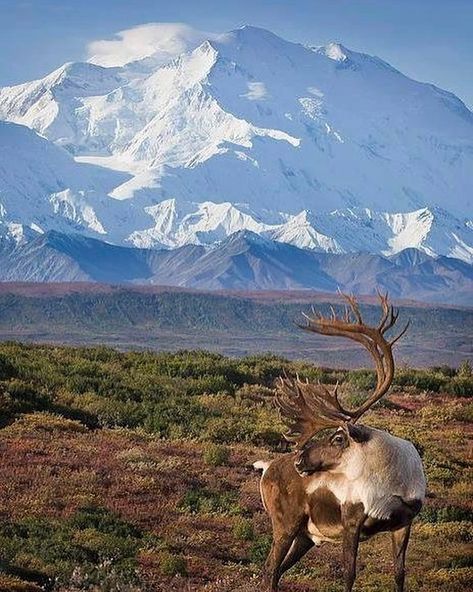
[279,532,314,576]
[392,524,411,592]
[263,525,299,592]
[259,455,308,591]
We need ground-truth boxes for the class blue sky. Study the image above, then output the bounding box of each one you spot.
[1,0,472,107]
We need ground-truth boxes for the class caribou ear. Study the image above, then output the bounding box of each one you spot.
[347,423,371,443]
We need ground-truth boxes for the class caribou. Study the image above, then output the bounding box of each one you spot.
[254,293,426,592]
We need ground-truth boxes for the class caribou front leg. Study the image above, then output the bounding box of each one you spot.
[341,503,365,592]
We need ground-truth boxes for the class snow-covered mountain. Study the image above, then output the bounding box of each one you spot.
[0,25,472,267]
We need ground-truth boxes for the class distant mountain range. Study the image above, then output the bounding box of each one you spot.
[0,25,471,297]
[1,230,471,304]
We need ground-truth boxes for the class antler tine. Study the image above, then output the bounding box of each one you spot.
[301,311,312,326]
[377,290,391,332]
[275,377,351,449]
[344,304,352,323]
[376,291,402,334]
[303,307,322,323]
[295,291,409,423]
[381,304,400,335]
[390,319,410,347]
[302,293,363,328]
[333,381,339,397]
[341,292,363,324]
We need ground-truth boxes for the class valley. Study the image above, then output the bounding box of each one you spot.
[0,283,471,367]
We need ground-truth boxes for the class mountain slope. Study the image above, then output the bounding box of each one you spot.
[1,230,471,304]
[0,120,130,244]
[158,231,337,290]
[0,231,153,283]
[0,119,471,261]
[2,26,471,215]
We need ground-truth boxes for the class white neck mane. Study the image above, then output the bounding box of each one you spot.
[306,428,426,520]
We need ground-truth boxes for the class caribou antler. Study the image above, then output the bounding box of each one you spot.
[275,292,409,448]
[275,377,351,449]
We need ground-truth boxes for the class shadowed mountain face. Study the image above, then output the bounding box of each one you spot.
[1,230,471,304]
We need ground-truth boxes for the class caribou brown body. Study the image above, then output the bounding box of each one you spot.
[255,294,426,592]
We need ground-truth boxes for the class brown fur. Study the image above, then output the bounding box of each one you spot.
[308,487,342,539]
[259,444,422,592]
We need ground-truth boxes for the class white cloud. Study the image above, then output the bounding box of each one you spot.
[87,22,218,68]
[242,81,268,101]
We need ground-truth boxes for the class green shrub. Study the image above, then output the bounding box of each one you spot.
[347,369,376,390]
[395,370,448,392]
[68,505,142,538]
[420,505,473,523]
[3,412,88,434]
[0,506,146,586]
[235,383,274,403]
[232,518,254,541]
[0,342,470,444]
[449,377,473,397]
[178,488,240,516]
[0,574,43,592]
[0,353,18,379]
[203,443,230,466]
[430,365,457,378]
[447,555,473,569]
[156,551,187,576]
[457,360,472,378]
[249,534,272,565]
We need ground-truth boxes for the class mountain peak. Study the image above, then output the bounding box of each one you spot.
[218,24,302,55]
[221,229,273,246]
[389,248,433,267]
[318,42,349,62]
[232,24,283,39]
[46,60,121,86]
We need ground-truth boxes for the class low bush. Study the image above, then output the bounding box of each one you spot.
[156,551,188,577]
[395,370,449,392]
[457,360,472,378]
[232,518,255,541]
[1,343,471,443]
[203,443,230,466]
[0,574,43,592]
[0,506,151,587]
[0,341,471,591]
[420,505,473,524]
[449,377,473,397]
[249,534,272,565]
[178,488,241,516]
[3,412,87,434]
